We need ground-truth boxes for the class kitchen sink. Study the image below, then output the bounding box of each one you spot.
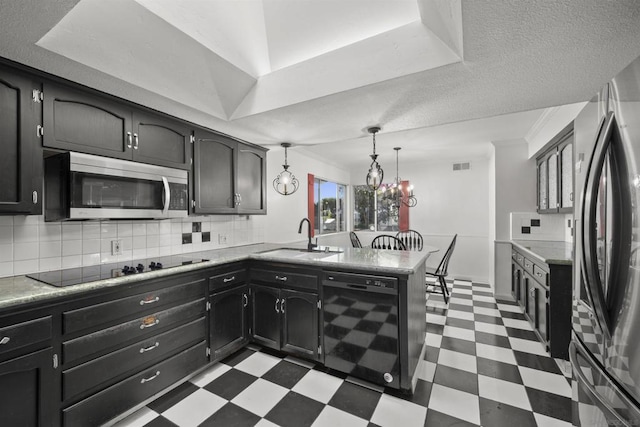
[258,247,343,259]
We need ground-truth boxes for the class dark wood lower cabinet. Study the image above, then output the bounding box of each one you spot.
[250,284,320,361]
[0,348,56,427]
[210,284,250,360]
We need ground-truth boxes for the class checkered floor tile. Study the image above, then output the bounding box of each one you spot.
[113,279,572,427]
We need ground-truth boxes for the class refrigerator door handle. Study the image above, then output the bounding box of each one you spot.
[581,111,615,340]
[569,341,630,425]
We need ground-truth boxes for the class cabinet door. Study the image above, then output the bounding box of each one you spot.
[132,111,191,170]
[0,68,42,214]
[43,83,132,160]
[537,158,548,211]
[250,285,280,350]
[0,348,56,427]
[511,260,518,301]
[559,139,574,211]
[281,289,319,360]
[519,270,528,310]
[237,145,266,214]
[193,131,236,213]
[210,284,249,359]
[547,152,558,210]
[535,283,549,343]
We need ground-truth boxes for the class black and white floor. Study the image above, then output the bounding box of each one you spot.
[114,279,572,427]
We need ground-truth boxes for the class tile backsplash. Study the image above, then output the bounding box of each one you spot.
[510,212,573,242]
[0,215,266,278]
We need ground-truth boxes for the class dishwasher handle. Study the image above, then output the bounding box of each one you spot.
[322,279,398,295]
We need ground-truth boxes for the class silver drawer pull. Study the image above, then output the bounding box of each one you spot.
[525,262,531,268]
[0,337,10,345]
[275,275,287,282]
[223,276,236,283]
[536,272,542,277]
[140,296,160,305]
[243,293,248,307]
[275,298,280,313]
[140,319,160,329]
[140,342,159,353]
[140,371,160,384]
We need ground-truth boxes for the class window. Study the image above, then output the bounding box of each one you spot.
[353,185,401,232]
[313,178,346,235]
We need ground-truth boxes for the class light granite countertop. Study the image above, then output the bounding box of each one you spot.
[0,243,436,311]
[511,240,574,266]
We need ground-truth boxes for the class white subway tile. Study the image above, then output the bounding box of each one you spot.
[182,222,192,233]
[14,242,38,261]
[101,222,118,238]
[82,223,101,239]
[159,246,172,256]
[0,261,14,277]
[132,248,147,259]
[0,226,13,244]
[14,225,38,243]
[117,222,133,237]
[39,257,62,272]
[62,240,82,256]
[171,222,183,234]
[132,222,147,236]
[0,217,13,226]
[83,239,100,254]
[159,221,172,234]
[39,223,61,242]
[62,223,82,240]
[13,215,40,226]
[120,237,133,251]
[132,236,146,250]
[62,255,82,269]
[159,234,172,247]
[82,253,101,266]
[39,241,62,258]
[0,244,13,262]
[146,234,159,248]
[13,259,39,275]
[146,246,159,257]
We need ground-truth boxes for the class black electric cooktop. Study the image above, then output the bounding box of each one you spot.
[27,254,211,287]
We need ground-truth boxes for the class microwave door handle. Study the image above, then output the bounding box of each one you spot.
[581,111,615,340]
[161,176,170,215]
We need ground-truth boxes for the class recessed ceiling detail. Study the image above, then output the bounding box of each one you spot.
[36,0,463,121]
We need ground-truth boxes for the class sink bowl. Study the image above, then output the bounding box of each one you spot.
[258,248,342,260]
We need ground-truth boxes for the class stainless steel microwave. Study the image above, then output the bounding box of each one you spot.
[44,152,189,221]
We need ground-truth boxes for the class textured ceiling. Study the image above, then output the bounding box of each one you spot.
[1,0,640,170]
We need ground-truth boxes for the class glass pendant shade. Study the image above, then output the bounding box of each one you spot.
[366,127,384,190]
[273,143,299,195]
[392,147,417,208]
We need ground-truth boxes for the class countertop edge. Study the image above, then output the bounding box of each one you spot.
[509,240,574,266]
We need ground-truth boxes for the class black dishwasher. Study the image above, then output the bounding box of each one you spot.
[322,271,399,388]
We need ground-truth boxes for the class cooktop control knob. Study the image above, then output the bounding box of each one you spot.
[121,266,134,275]
[136,263,144,273]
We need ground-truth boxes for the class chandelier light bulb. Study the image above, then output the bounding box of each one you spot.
[273,143,299,196]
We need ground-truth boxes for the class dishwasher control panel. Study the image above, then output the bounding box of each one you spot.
[322,271,398,291]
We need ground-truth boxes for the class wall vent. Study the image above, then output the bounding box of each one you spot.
[452,162,470,171]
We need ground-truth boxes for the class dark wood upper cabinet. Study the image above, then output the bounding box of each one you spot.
[0,66,43,214]
[43,82,191,170]
[193,130,266,214]
[537,122,574,214]
[131,111,191,169]
[43,83,131,160]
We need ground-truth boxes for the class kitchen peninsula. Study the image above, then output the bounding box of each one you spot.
[0,243,435,427]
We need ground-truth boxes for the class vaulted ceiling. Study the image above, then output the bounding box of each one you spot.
[1,0,640,168]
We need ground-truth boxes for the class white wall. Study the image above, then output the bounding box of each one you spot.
[349,156,491,284]
[491,140,537,297]
[265,147,352,246]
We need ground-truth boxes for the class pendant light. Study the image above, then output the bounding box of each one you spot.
[366,126,384,190]
[391,147,417,207]
[273,143,299,195]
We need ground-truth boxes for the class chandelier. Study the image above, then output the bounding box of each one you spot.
[273,143,299,196]
[389,147,417,207]
[366,126,383,190]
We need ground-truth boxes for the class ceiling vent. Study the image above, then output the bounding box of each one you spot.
[452,162,470,171]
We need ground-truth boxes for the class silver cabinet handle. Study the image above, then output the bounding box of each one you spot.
[127,131,133,148]
[140,296,160,305]
[139,342,159,353]
[161,176,170,215]
[243,293,248,307]
[223,276,235,283]
[0,337,10,345]
[281,299,285,313]
[536,272,542,277]
[140,319,159,329]
[140,371,160,384]
[237,193,242,205]
[275,298,280,313]
[275,275,287,282]
[133,133,139,149]
[525,262,531,268]
[32,191,38,204]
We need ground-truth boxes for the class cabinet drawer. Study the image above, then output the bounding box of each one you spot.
[0,316,52,356]
[63,279,205,334]
[516,253,525,266]
[522,257,534,274]
[63,341,207,427]
[209,268,247,291]
[63,298,205,364]
[533,264,549,286]
[252,268,318,291]
[63,317,206,400]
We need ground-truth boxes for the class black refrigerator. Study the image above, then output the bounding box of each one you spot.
[571,53,640,426]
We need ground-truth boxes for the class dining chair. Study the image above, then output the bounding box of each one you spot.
[349,231,363,248]
[425,234,457,303]
[395,229,423,251]
[371,235,407,250]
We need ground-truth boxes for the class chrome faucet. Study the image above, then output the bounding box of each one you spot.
[298,218,317,252]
